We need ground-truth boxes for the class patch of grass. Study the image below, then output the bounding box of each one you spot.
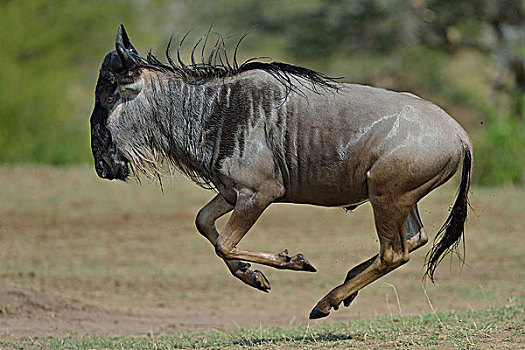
[2,299,522,349]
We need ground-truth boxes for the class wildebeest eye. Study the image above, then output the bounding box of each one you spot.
[105,95,117,104]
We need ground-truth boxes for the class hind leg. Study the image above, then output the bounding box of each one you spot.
[406,205,428,251]
[310,191,415,319]
[310,155,457,319]
[342,204,428,307]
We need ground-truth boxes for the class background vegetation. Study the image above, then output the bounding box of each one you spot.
[1,0,523,185]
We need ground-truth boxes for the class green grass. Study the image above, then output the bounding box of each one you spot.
[2,299,522,349]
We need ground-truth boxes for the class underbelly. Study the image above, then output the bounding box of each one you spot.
[278,181,368,207]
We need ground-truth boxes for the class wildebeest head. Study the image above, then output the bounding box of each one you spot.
[90,25,143,180]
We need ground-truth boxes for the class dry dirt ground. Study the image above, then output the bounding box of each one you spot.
[0,165,523,339]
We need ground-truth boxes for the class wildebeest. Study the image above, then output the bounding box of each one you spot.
[90,25,473,319]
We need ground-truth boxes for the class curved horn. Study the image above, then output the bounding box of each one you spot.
[116,24,141,70]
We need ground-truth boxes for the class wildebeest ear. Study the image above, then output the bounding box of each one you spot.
[115,24,141,70]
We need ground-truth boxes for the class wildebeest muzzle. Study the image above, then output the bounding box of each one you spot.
[94,148,129,180]
[91,112,129,181]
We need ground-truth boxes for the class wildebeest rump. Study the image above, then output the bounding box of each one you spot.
[90,25,473,319]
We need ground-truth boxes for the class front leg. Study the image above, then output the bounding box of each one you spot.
[214,189,316,272]
[196,194,271,292]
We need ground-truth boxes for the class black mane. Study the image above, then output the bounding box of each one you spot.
[140,30,339,97]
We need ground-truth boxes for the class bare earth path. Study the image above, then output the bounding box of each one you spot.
[0,165,523,339]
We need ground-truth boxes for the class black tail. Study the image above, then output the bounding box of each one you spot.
[425,145,472,282]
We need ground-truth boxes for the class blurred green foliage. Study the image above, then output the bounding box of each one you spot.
[476,103,525,186]
[0,0,523,185]
[0,0,137,164]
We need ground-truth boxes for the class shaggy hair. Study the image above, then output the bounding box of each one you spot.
[140,30,339,98]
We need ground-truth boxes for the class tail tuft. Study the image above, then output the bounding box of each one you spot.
[425,145,472,282]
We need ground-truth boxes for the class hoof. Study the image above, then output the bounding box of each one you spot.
[303,262,317,273]
[309,306,330,319]
[295,254,317,272]
[343,291,358,307]
[253,269,271,293]
[303,261,317,272]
